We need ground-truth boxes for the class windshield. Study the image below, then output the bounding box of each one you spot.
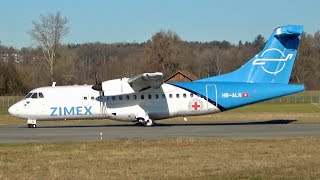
[24,92,45,99]
[31,93,38,99]
[25,93,33,99]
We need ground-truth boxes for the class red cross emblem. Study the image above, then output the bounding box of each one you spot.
[192,102,201,110]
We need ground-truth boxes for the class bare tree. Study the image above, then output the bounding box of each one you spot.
[29,12,69,83]
[144,30,185,75]
[200,48,225,77]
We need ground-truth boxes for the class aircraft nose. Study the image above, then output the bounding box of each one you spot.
[8,105,14,115]
[8,104,18,116]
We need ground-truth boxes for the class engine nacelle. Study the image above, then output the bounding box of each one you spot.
[101,78,134,96]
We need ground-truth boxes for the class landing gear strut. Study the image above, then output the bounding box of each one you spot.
[27,119,37,128]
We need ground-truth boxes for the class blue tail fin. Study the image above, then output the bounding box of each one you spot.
[197,25,304,84]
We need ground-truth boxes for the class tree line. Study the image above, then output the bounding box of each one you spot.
[0,13,319,95]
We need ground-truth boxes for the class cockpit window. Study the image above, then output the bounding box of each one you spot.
[31,93,38,99]
[25,93,33,98]
[26,92,44,99]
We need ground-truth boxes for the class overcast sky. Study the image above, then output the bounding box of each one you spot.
[1,0,319,48]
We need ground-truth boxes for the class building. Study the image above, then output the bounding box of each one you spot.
[0,53,23,63]
[165,70,198,82]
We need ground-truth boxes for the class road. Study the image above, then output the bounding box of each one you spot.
[1,120,320,143]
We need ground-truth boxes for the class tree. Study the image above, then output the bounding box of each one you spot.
[0,60,24,95]
[199,48,225,77]
[253,34,265,50]
[29,12,69,83]
[144,30,185,76]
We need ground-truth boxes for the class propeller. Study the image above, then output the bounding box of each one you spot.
[92,73,106,114]
[92,73,104,101]
[92,74,102,92]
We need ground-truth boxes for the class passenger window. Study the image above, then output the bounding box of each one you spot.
[162,94,166,99]
[31,93,38,99]
[169,94,172,98]
[39,93,44,98]
[112,96,116,101]
[155,94,159,99]
[176,94,180,98]
[197,94,201,97]
[190,93,194,98]
[133,95,137,100]
[91,96,94,100]
[119,95,123,100]
[148,94,152,99]
[84,96,87,100]
[141,95,144,99]
[183,93,186,98]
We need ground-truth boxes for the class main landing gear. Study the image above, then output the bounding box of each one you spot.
[27,119,37,128]
[137,118,154,127]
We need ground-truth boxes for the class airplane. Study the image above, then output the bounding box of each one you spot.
[9,25,304,128]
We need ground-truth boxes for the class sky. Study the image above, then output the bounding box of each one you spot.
[0,0,319,49]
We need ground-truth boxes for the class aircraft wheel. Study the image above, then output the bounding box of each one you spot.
[135,122,144,126]
[28,124,36,128]
[144,119,154,127]
[136,118,144,126]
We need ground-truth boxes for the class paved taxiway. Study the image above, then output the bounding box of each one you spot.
[1,120,320,143]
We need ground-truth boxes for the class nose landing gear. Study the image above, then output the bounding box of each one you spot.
[27,119,37,128]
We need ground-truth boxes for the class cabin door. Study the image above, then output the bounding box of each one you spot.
[205,84,218,110]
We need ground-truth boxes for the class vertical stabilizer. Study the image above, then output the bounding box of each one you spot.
[198,25,304,84]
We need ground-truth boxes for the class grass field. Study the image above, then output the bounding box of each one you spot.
[296,91,320,96]
[228,103,320,113]
[0,106,10,115]
[1,96,320,179]
[1,137,320,179]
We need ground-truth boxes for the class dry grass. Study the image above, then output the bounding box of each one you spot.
[1,103,320,179]
[1,137,320,179]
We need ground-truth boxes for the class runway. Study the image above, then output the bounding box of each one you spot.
[1,120,320,143]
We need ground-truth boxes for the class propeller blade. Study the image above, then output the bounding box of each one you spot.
[92,83,102,91]
[92,73,103,91]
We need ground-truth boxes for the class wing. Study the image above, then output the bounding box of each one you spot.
[127,72,164,92]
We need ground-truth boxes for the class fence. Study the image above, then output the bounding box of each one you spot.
[0,95,320,108]
[0,96,23,108]
[266,95,320,104]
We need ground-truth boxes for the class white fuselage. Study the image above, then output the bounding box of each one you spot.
[9,83,219,122]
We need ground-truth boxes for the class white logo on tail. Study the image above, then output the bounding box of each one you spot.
[252,48,293,75]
